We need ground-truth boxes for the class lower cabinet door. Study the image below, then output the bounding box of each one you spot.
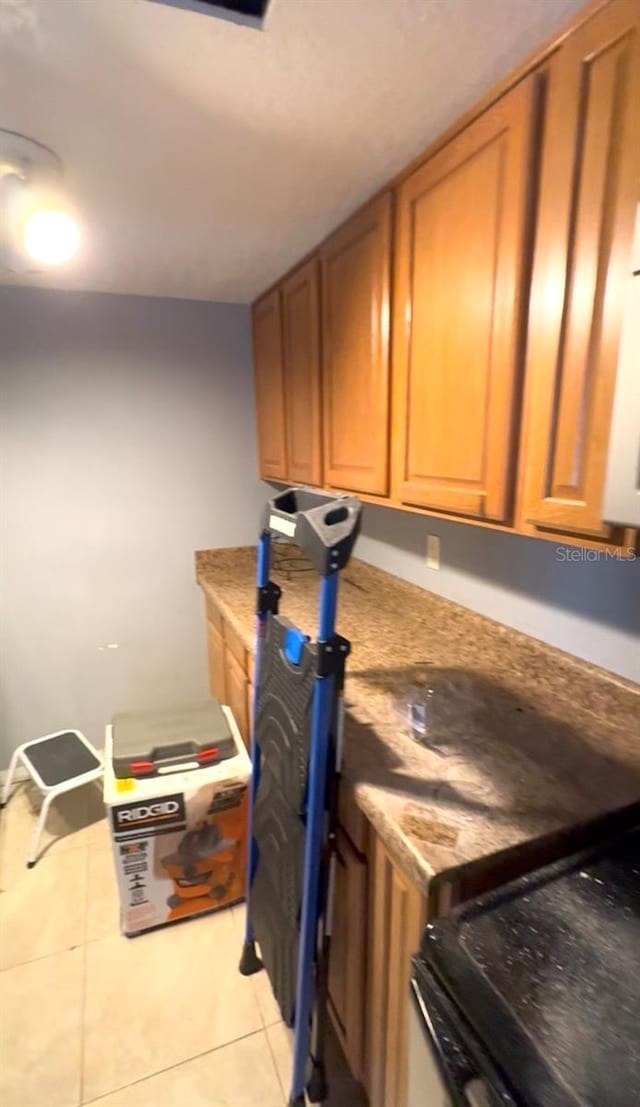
[206,618,226,702]
[246,681,255,748]
[225,649,249,748]
[366,833,426,1107]
[328,829,368,1081]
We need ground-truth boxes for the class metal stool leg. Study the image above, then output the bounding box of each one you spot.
[1,746,22,808]
[27,790,56,869]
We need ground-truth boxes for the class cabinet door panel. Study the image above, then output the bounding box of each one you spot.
[253,289,287,480]
[520,0,640,539]
[384,862,425,1107]
[206,619,226,702]
[327,830,367,1081]
[393,77,536,520]
[282,258,322,485]
[226,650,249,749]
[366,834,425,1107]
[246,681,254,748]
[321,194,392,495]
[224,619,248,673]
[366,833,392,1107]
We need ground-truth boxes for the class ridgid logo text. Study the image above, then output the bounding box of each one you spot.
[116,801,180,825]
[112,793,186,835]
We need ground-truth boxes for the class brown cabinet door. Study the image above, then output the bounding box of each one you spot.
[392,77,536,521]
[224,619,248,673]
[519,0,640,540]
[384,861,426,1107]
[206,619,226,702]
[253,288,287,480]
[282,258,322,485]
[321,194,392,495]
[226,649,249,749]
[366,833,426,1107]
[327,830,368,1081]
[246,681,254,748]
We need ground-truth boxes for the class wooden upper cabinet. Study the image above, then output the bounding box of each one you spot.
[321,194,392,496]
[519,0,640,541]
[252,289,287,480]
[392,77,537,521]
[282,258,322,485]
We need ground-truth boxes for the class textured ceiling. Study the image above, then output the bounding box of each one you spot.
[0,0,586,302]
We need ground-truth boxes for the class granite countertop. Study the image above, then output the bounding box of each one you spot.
[195,546,640,902]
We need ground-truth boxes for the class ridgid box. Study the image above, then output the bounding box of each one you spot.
[103,702,251,937]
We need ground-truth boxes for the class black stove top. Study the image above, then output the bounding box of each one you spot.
[418,809,640,1107]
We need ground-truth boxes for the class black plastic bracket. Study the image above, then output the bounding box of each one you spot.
[261,487,362,576]
[256,581,282,617]
[317,634,351,681]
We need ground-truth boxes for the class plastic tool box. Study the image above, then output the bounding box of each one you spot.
[239,487,362,1107]
[111,700,236,779]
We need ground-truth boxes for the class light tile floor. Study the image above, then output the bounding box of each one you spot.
[0,778,367,1107]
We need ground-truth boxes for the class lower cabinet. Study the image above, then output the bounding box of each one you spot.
[204,597,250,748]
[328,828,368,1081]
[225,650,250,748]
[328,787,427,1107]
[206,617,226,702]
[366,833,427,1107]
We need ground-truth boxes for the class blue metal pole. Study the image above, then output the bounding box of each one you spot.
[289,572,339,1103]
[243,531,271,945]
[317,573,338,642]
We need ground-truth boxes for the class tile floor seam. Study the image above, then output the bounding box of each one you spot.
[79,1026,270,1106]
[0,939,87,973]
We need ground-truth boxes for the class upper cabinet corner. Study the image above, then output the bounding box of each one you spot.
[517,0,640,543]
[252,287,287,481]
[281,256,323,487]
[321,192,393,497]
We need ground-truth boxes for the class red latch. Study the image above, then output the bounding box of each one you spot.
[128,760,154,775]
[196,747,219,763]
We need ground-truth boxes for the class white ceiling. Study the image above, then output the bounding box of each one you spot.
[0,0,586,303]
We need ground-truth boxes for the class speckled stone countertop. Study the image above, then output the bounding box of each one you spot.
[196,546,640,902]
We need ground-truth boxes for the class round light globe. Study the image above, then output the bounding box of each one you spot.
[23,210,80,265]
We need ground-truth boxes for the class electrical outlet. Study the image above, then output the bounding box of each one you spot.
[426,534,440,570]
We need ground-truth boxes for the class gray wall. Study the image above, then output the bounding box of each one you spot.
[356,504,640,683]
[0,287,264,768]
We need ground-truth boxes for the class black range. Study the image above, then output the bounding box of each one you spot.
[409,805,640,1107]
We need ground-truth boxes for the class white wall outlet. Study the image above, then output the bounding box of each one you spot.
[426,534,441,570]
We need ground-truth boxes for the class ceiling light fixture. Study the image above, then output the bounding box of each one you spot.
[23,209,80,266]
[0,129,80,272]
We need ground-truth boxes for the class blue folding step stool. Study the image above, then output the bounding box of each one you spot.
[239,487,362,1107]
